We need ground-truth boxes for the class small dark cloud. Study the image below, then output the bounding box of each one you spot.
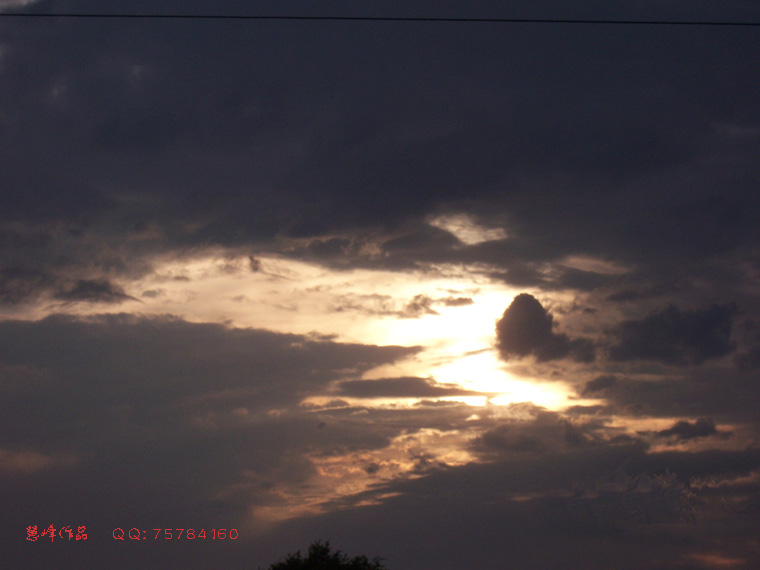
[555,267,615,291]
[141,289,164,299]
[1,266,149,307]
[382,226,460,254]
[477,428,549,456]
[582,375,618,396]
[413,399,463,408]
[655,418,722,441]
[606,280,688,302]
[495,294,556,357]
[53,279,137,304]
[335,377,486,398]
[495,293,595,363]
[331,293,395,316]
[441,296,474,307]
[487,264,547,288]
[610,303,737,365]
[304,331,340,343]
[248,255,262,272]
[471,410,600,457]
[400,294,439,318]
[332,293,442,319]
[564,405,610,416]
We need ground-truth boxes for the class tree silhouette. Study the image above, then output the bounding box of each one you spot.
[264,540,386,570]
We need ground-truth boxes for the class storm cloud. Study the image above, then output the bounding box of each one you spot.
[495,293,594,362]
[655,417,722,441]
[610,303,737,365]
[3,2,760,569]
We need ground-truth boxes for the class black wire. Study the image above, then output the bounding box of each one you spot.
[0,13,759,26]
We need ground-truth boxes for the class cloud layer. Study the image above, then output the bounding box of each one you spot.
[3,2,760,569]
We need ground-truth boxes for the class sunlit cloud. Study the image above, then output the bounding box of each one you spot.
[559,255,631,275]
[14,252,545,411]
[427,213,508,245]
[41,252,515,346]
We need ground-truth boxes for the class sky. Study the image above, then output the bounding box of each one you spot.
[2,1,760,569]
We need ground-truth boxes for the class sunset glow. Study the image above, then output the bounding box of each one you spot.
[3,5,760,569]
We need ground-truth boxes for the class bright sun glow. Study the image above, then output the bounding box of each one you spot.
[432,350,573,409]
[15,252,577,411]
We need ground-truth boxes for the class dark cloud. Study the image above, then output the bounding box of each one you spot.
[0,313,420,449]
[472,407,613,457]
[441,296,474,307]
[0,0,758,278]
[331,293,446,319]
[380,226,461,256]
[1,309,758,570]
[0,268,138,306]
[553,267,616,292]
[0,266,55,304]
[53,278,136,304]
[248,255,262,272]
[577,368,760,424]
[0,312,429,569]
[582,375,617,396]
[335,377,487,399]
[495,293,595,362]
[610,303,737,365]
[655,417,722,441]
[400,294,438,318]
[265,439,760,570]
[3,3,760,569]
[606,280,690,302]
[140,288,164,298]
[496,294,555,358]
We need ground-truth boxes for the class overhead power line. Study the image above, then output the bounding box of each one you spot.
[1,13,760,26]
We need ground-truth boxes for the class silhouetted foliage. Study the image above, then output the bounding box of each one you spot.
[264,541,386,570]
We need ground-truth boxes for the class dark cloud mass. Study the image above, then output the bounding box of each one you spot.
[0,0,757,282]
[610,303,737,365]
[495,293,594,362]
[655,418,721,441]
[53,278,136,303]
[0,267,54,304]
[441,296,474,307]
[0,313,421,569]
[582,375,617,396]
